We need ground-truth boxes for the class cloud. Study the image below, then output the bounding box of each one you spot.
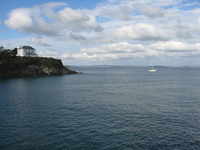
[132,3,177,22]
[108,23,172,41]
[131,0,182,7]
[149,41,189,51]
[5,2,103,36]
[29,37,51,47]
[38,49,59,58]
[80,42,145,54]
[5,8,33,31]
[55,8,102,32]
[67,33,86,40]
[62,42,151,61]
[4,0,197,43]
[134,3,166,18]
[148,41,200,58]
[99,4,133,20]
[61,41,200,62]
[84,23,175,44]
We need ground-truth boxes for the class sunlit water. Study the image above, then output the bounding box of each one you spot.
[1,67,200,150]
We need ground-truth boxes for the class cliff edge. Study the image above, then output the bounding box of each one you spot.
[0,53,77,78]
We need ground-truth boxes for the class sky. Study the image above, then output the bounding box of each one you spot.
[1,0,200,66]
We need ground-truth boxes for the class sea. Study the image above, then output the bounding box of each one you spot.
[1,66,200,150]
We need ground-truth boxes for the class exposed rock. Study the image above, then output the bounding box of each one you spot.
[0,53,77,78]
[26,65,38,75]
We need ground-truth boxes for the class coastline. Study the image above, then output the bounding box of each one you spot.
[0,53,77,78]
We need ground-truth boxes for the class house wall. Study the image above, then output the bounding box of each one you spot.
[17,47,38,57]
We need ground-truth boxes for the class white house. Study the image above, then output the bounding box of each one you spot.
[17,46,38,57]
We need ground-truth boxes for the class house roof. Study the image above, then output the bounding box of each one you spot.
[21,46,35,50]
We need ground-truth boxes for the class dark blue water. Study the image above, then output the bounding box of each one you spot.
[1,67,200,150]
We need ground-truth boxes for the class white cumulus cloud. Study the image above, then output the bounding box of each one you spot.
[5,2,103,36]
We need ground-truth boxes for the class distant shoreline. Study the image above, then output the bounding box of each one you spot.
[68,65,200,68]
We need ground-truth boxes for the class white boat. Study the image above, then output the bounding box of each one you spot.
[149,60,157,72]
[149,68,157,72]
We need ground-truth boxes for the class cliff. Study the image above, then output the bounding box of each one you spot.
[0,53,77,78]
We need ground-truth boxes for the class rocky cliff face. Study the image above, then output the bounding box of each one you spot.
[0,53,77,78]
